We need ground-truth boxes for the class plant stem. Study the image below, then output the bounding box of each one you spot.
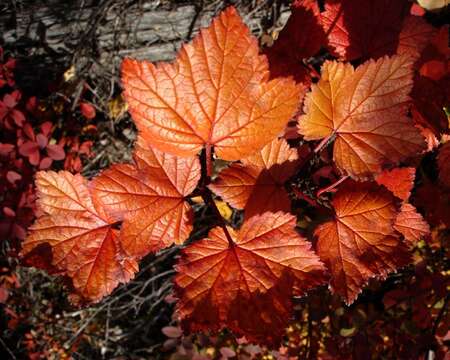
[205,144,213,179]
[316,175,349,197]
[199,145,234,246]
[201,189,234,246]
[313,134,333,154]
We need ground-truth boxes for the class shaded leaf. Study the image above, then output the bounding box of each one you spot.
[209,138,298,217]
[80,102,96,120]
[265,0,325,84]
[122,7,302,160]
[394,203,430,245]
[321,0,410,61]
[396,16,436,61]
[315,181,411,304]
[437,143,450,187]
[175,212,327,342]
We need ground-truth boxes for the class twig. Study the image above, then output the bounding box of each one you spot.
[431,293,449,335]
[0,336,16,360]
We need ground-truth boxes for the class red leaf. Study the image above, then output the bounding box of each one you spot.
[315,181,411,304]
[396,16,436,62]
[40,121,53,137]
[18,141,39,157]
[36,133,48,149]
[46,144,65,161]
[121,7,303,160]
[0,143,14,156]
[264,0,325,84]
[376,167,416,201]
[162,326,183,338]
[420,60,447,81]
[21,171,139,302]
[321,0,411,61]
[438,143,450,187]
[80,102,96,120]
[6,170,22,184]
[3,207,16,217]
[39,157,53,170]
[11,109,25,127]
[209,138,298,217]
[414,179,450,227]
[175,212,327,342]
[394,203,430,246]
[411,75,450,135]
[91,136,201,259]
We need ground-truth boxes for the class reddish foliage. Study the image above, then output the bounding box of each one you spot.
[122,7,303,160]
[0,49,95,251]
[375,167,416,201]
[264,0,325,85]
[210,138,299,218]
[298,56,425,179]
[15,4,448,353]
[315,181,410,304]
[321,0,410,61]
[175,212,326,343]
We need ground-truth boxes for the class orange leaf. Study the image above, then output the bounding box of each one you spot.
[209,138,298,217]
[394,203,430,246]
[21,171,138,302]
[175,212,327,341]
[299,55,426,179]
[315,181,411,304]
[375,167,416,201]
[121,7,302,160]
[91,137,201,259]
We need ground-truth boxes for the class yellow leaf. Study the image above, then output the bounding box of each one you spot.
[417,0,449,10]
[108,95,128,120]
[64,65,76,82]
[190,196,204,204]
[215,200,233,221]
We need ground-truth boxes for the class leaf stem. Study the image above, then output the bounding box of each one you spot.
[199,145,234,246]
[205,144,213,179]
[313,133,333,154]
[316,175,349,197]
[201,189,234,246]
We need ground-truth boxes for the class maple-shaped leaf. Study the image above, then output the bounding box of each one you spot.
[298,55,426,179]
[264,0,326,84]
[321,0,411,61]
[91,137,201,259]
[175,212,327,341]
[375,167,416,201]
[122,7,302,160]
[209,138,298,218]
[21,171,138,302]
[315,181,411,304]
[394,204,430,246]
[437,143,450,188]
